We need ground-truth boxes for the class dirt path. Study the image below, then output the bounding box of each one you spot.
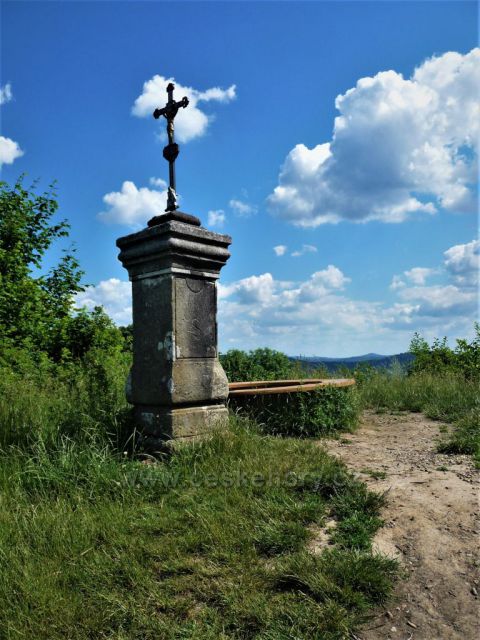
[320,411,479,640]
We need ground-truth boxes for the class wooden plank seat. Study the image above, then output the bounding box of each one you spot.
[228,378,355,396]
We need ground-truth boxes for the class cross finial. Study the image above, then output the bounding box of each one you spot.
[153,83,189,211]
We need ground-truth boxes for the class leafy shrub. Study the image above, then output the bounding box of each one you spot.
[409,325,480,380]
[221,347,298,382]
[0,177,82,356]
[0,177,129,366]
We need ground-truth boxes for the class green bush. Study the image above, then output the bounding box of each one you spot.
[409,325,480,380]
[222,348,357,438]
[221,347,299,382]
[229,386,359,438]
[0,177,82,357]
[0,177,129,368]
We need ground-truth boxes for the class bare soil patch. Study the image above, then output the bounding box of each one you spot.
[320,410,479,640]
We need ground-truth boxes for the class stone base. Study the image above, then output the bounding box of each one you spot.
[134,403,229,451]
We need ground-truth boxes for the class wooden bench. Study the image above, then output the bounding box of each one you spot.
[228,378,355,396]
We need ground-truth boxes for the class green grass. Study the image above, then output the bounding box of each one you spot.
[358,370,480,464]
[0,417,396,639]
[360,468,387,481]
[0,356,398,638]
[0,351,130,450]
[229,386,360,438]
[437,409,480,465]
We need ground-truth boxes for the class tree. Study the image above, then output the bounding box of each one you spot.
[0,176,85,355]
[0,177,125,363]
[220,347,294,382]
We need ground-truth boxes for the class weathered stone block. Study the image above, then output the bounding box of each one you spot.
[117,211,231,450]
[134,403,229,448]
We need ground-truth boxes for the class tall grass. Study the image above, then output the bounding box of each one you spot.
[357,368,479,463]
[358,370,477,420]
[0,420,396,639]
[0,356,398,639]
[229,386,360,438]
[0,350,130,450]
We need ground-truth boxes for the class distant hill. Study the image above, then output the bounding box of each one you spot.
[290,352,414,373]
[296,352,388,363]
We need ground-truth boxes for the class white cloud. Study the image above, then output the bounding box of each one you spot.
[268,48,480,227]
[218,266,384,354]
[0,83,12,105]
[404,267,437,286]
[76,278,132,326]
[0,136,23,168]
[149,177,167,188]
[273,245,287,256]
[309,265,350,289]
[229,198,257,217]
[218,237,478,355]
[207,209,226,227]
[388,238,478,327]
[291,244,317,257]
[390,239,478,294]
[218,273,283,305]
[385,239,479,325]
[390,275,406,290]
[391,267,436,289]
[397,284,476,318]
[0,84,23,169]
[98,179,168,226]
[132,75,236,143]
[444,239,479,287]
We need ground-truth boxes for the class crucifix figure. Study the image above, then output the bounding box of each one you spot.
[153,83,189,212]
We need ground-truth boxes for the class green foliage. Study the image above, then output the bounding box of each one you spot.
[454,329,480,380]
[222,348,358,438]
[221,347,298,382]
[119,323,133,351]
[0,346,131,450]
[0,177,129,365]
[49,306,127,362]
[409,325,480,379]
[437,408,480,465]
[352,363,378,386]
[230,386,360,438]
[357,369,475,420]
[0,416,395,639]
[0,177,84,354]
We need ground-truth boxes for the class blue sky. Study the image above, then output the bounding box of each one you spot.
[1,1,478,356]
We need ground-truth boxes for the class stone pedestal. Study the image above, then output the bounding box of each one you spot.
[116,211,231,449]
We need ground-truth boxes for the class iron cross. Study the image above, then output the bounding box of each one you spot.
[153,83,189,212]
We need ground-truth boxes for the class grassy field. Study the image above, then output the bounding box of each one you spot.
[0,415,396,639]
[1,345,478,637]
